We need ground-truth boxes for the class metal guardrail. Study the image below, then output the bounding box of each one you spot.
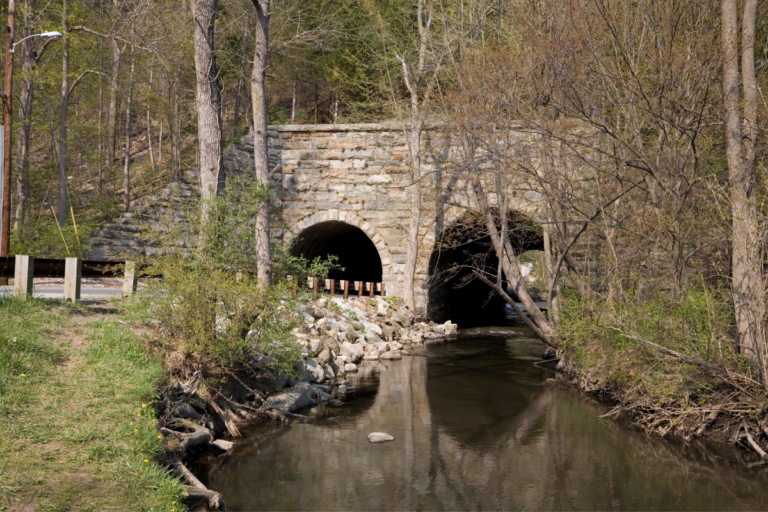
[0,256,125,279]
[2,255,139,300]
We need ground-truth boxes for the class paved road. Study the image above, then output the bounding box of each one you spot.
[0,286,123,299]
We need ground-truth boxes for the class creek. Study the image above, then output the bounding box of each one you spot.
[205,328,768,510]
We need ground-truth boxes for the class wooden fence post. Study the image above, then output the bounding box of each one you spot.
[13,255,34,298]
[312,277,318,293]
[330,279,336,295]
[358,281,364,298]
[343,280,349,299]
[381,283,386,297]
[369,282,375,298]
[64,257,82,302]
[123,260,138,297]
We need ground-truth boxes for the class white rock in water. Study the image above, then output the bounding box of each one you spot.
[344,363,358,373]
[368,432,395,443]
[212,439,234,451]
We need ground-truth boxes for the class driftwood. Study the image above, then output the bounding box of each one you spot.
[161,424,211,452]
[207,397,241,437]
[741,423,768,458]
[172,460,227,511]
[225,369,265,403]
[691,409,720,440]
[181,371,204,395]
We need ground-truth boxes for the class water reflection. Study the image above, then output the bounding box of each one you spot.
[208,331,768,511]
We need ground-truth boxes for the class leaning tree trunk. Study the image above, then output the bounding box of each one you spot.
[57,0,70,227]
[252,0,272,285]
[14,0,35,230]
[190,0,224,201]
[722,0,766,385]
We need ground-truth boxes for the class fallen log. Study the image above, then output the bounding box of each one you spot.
[161,425,211,452]
[207,397,241,438]
[172,460,227,511]
[741,423,768,459]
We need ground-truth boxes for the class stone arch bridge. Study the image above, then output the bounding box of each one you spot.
[89,123,546,325]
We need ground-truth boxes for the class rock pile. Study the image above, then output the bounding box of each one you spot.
[293,296,456,377]
[264,297,457,412]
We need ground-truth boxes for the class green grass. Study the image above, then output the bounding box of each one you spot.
[0,297,185,511]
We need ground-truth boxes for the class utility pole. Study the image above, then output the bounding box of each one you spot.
[1,0,16,261]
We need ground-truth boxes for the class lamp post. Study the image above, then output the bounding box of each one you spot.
[0,0,61,259]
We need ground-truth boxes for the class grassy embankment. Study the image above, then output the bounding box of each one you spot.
[0,296,184,511]
[559,287,768,443]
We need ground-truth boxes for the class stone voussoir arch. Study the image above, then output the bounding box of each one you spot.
[285,210,395,278]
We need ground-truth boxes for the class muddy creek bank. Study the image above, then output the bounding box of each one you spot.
[205,329,768,511]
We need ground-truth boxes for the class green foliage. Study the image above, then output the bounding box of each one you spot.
[559,282,738,407]
[129,176,337,372]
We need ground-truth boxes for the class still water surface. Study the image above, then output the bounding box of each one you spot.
[207,328,768,510]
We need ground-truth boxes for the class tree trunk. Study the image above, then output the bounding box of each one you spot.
[403,122,421,312]
[190,0,224,201]
[252,0,272,285]
[107,37,121,166]
[123,56,135,211]
[721,0,766,385]
[58,0,69,227]
[461,135,554,341]
[13,0,35,230]
[233,21,249,138]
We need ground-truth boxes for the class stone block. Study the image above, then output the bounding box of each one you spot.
[329,160,353,170]
[322,149,344,160]
[321,169,347,179]
[368,174,392,184]
[346,186,374,198]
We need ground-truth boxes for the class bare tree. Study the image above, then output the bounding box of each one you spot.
[721,0,766,385]
[252,0,272,285]
[190,0,224,200]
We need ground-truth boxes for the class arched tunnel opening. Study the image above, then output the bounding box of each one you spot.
[290,221,383,282]
[427,212,544,327]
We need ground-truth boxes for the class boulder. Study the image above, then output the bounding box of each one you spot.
[274,372,290,389]
[344,363,358,373]
[340,341,364,363]
[443,320,458,335]
[266,390,317,412]
[316,348,331,366]
[380,324,395,340]
[308,338,322,356]
[212,439,234,451]
[297,358,325,384]
[363,349,380,360]
[366,333,384,344]
[363,321,383,336]
[324,364,335,379]
[368,432,395,443]
[380,350,402,360]
[372,341,391,353]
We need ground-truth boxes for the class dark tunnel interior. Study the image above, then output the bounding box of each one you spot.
[290,221,383,282]
[427,214,543,327]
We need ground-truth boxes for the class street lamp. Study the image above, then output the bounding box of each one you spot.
[10,31,62,53]
[0,0,63,260]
